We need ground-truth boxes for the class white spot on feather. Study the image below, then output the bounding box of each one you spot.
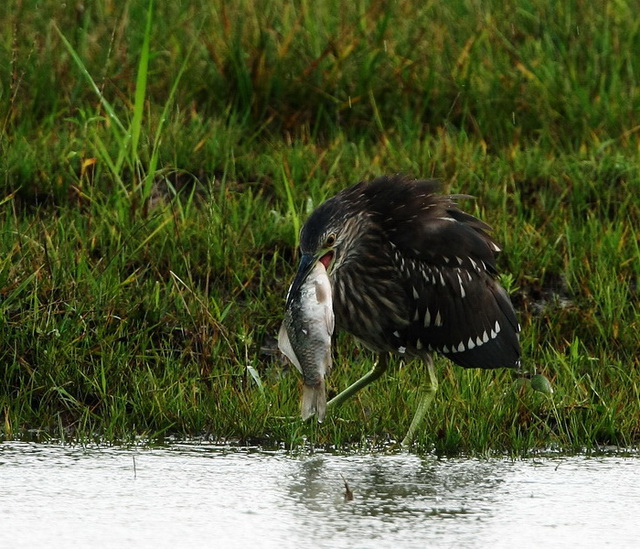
[482,331,489,343]
[457,341,465,352]
[467,338,475,349]
[424,308,431,327]
[495,320,501,334]
[457,272,466,298]
[435,311,442,327]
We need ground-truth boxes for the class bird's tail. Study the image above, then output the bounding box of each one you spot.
[301,380,327,423]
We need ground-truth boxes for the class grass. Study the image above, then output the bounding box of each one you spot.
[0,0,639,454]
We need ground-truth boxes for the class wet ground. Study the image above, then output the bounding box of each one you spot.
[1,441,637,548]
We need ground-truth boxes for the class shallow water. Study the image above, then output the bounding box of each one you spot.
[1,441,638,548]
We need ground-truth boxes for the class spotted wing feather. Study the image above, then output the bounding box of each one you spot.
[362,175,520,369]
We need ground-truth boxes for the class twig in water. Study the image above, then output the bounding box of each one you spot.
[340,474,353,502]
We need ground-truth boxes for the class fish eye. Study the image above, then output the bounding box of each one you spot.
[325,233,336,247]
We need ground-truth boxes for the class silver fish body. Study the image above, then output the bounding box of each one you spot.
[278,262,334,422]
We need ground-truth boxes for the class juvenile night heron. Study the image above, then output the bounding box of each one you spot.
[287,175,520,445]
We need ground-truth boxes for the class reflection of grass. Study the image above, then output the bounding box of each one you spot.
[0,1,638,453]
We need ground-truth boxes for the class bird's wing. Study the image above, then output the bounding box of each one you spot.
[403,258,520,368]
[363,176,520,368]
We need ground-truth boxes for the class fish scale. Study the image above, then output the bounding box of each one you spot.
[278,262,334,422]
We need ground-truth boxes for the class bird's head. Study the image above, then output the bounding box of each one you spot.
[286,195,364,307]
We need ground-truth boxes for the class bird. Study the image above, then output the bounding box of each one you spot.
[285,174,521,445]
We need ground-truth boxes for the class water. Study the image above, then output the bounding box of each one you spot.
[1,441,638,548]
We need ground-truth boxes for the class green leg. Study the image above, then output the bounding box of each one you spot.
[401,356,438,447]
[327,354,389,410]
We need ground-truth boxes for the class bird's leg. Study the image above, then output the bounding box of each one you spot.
[401,356,438,447]
[326,354,389,410]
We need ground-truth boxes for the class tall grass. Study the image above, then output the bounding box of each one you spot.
[0,0,638,453]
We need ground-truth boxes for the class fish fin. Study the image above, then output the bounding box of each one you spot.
[277,322,302,373]
[314,278,335,335]
[314,278,330,303]
[323,346,332,378]
[301,380,327,423]
[325,305,335,336]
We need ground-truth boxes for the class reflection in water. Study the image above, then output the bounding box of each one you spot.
[285,453,512,544]
[0,442,638,548]
[289,452,506,511]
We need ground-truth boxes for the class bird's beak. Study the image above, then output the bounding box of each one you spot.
[286,253,316,308]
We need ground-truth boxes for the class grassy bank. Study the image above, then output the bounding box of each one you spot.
[1,0,638,453]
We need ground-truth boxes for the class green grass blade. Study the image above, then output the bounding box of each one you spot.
[142,21,195,199]
[131,0,153,159]
[54,25,126,136]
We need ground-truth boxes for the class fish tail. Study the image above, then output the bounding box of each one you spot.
[301,380,327,423]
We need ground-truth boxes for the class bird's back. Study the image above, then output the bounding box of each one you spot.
[324,175,521,370]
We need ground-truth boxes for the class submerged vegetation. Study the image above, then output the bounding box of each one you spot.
[0,0,638,453]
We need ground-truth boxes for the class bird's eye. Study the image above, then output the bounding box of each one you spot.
[325,233,336,247]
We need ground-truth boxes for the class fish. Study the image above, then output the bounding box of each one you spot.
[278,261,334,422]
